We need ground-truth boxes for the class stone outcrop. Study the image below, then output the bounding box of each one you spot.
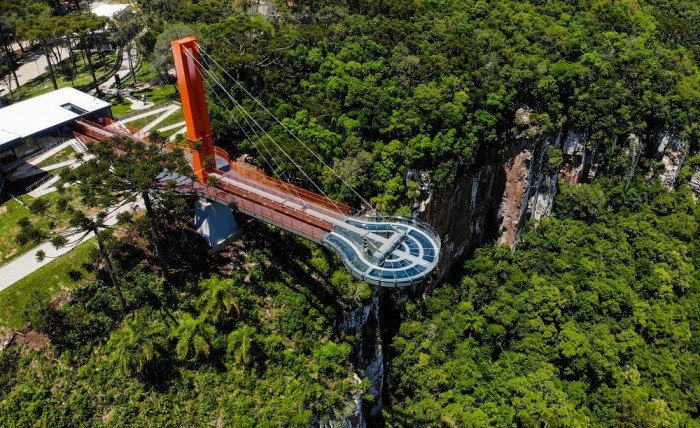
[623,134,643,189]
[497,148,533,245]
[656,132,686,190]
[415,156,503,276]
[560,131,600,184]
[413,127,566,260]
[413,126,698,275]
[325,289,383,427]
[528,133,560,221]
[691,169,700,200]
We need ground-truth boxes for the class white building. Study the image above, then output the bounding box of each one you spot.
[0,88,112,167]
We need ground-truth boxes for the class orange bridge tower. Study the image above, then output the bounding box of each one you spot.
[171,36,215,182]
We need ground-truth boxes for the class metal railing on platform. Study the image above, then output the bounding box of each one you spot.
[26,171,58,193]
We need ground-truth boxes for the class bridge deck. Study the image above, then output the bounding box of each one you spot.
[72,118,441,287]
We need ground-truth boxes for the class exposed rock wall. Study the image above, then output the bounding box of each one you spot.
[413,130,563,261]
[560,131,601,184]
[497,148,533,245]
[624,134,643,190]
[411,127,641,268]
[328,289,383,427]
[528,133,560,222]
[497,131,562,247]
[656,132,687,190]
[414,152,504,276]
[691,169,700,200]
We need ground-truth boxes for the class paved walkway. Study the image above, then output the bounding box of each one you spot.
[124,96,154,110]
[8,46,70,90]
[120,104,177,124]
[168,127,188,142]
[0,199,143,293]
[141,105,181,132]
[96,45,138,94]
[158,121,186,132]
[0,44,186,292]
[26,141,74,166]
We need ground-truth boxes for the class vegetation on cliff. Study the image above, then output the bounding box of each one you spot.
[386,176,700,426]
[0,220,368,426]
[1,0,699,426]
[180,0,699,211]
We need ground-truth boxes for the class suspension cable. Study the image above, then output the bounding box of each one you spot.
[185,49,347,216]
[193,61,310,207]
[199,47,375,211]
[192,52,317,207]
[196,54,290,180]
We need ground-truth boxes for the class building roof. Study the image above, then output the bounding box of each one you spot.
[91,2,128,18]
[0,88,110,148]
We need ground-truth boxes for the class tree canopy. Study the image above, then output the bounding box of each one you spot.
[385,176,700,426]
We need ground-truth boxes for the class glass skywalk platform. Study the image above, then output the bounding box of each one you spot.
[322,216,441,288]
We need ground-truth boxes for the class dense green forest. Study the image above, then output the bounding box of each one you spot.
[385,176,700,426]
[0,222,370,425]
[100,0,695,213]
[184,0,700,210]
[1,0,699,426]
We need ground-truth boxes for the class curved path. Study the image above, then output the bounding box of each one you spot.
[324,217,440,288]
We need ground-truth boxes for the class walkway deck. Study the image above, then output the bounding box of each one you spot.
[72,118,441,287]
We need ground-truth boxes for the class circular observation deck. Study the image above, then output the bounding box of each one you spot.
[322,216,441,288]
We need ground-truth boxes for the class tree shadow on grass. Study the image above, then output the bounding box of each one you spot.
[67,269,84,281]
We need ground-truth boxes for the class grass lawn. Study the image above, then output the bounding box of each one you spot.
[0,239,97,330]
[35,146,76,168]
[110,96,134,118]
[1,51,118,102]
[131,60,159,83]
[108,84,180,121]
[130,84,179,105]
[127,105,183,131]
[155,109,185,130]
[0,188,93,266]
[127,111,164,130]
[162,126,188,140]
[0,197,48,266]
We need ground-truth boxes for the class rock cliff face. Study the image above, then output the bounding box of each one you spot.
[623,134,643,189]
[656,132,687,190]
[691,169,700,200]
[496,131,562,247]
[413,127,693,273]
[337,126,695,427]
[414,154,503,276]
[497,148,533,245]
[414,130,560,263]
[325,289,383,427]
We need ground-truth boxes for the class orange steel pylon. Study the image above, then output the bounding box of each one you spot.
[171,36,214,182]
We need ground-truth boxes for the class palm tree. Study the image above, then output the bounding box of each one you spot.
[106,313,167,378]
[226,325,254,366]
[200,277,240,328]
[173,313,216,361]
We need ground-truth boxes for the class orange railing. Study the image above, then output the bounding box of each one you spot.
[228,162,351,216]
[74,119,117,141]
[213,146,232,165]
[103,117,143,137]
[196,185,327,241]
[73,131,100,145]
[212,175,334,232]
[73,118,343,241]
